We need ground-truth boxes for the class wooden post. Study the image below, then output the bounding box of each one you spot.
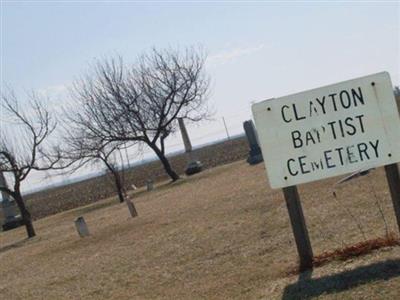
[282,185,314,270]
[385,163,400,234]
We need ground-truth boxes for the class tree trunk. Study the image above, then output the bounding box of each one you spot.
[150,144,180,181]
[13,192,36,238]
[112,171,125,203]
[103,159,126,203]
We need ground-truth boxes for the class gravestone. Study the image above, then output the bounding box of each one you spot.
[75,216,90,237]
[146,180,154,191]
[126,198,138,218]
[0,172,22,231]
[178,118,203,175]
[243,120,263,165]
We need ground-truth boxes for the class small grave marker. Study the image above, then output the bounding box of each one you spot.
[75,216,90,237]
[126,198,138,218]
[146,180,154,191]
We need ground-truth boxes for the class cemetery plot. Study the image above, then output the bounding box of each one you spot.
[1,161,400,299]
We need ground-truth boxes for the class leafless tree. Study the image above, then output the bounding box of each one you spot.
[69,47,211,181]
[59,128,132,204]
[0,90,63,238]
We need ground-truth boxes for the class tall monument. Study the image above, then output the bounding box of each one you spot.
[178,118,203,175]
[0,172,22,231]
[243,120,263,165]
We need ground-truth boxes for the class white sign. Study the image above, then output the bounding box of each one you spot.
[252,72,400,189]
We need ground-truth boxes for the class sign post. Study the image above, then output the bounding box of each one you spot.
[283,185,313,269]
[252,72,400,269]
[385,164,400,233]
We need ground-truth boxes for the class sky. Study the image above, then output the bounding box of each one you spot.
[1,0,399,192]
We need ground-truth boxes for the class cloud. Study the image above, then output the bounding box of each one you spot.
[207,44,265,67]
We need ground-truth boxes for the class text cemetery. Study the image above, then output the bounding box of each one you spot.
[280,87,380,176]
[253,72,400,188]
[252,72,400,269]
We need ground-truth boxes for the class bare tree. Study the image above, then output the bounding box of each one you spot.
[60,128,132,204]
[69,47,211,181]
[0,90,62,238]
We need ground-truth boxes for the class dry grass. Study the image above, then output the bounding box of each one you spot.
[311,234,400,268]
[1,160,400,299]
[23,137,248,221]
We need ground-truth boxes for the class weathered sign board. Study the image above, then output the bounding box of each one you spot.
[252,72,400,269]
[252,72,400,189]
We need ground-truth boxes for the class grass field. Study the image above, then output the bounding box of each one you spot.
[22,136,248,221]
[1,160,400,299]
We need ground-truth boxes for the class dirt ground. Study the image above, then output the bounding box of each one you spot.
[1,160,400,299]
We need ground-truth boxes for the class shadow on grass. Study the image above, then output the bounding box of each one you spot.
[282,259,400,299]
[0,237,36,255]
